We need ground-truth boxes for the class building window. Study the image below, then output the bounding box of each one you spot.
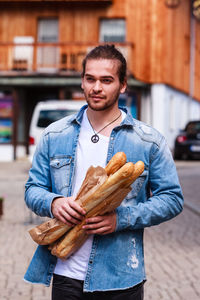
[37,18,59,70]
[38,18,58,42]
[99,19,126,43]
[13,36,34,71]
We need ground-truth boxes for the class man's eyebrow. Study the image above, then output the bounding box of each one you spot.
[85,73,94,77]
[101,75,114,79]
[85,73,114,79]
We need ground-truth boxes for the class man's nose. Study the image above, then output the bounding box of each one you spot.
[93,80,102,93]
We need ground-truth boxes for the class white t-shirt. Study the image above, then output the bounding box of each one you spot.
[54,109,126,280]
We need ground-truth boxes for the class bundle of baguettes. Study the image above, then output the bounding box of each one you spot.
[29,165,108,246]
[29,152,144,259]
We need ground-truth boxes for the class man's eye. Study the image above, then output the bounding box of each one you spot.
[102,79,112,84]
[86,77,94,82]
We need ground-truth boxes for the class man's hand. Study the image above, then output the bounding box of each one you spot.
[82,211,116,235]
[51,197,86,227]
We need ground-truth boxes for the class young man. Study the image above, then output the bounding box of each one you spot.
[24,45,184,300]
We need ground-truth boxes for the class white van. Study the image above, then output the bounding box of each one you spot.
[29,100,86,162]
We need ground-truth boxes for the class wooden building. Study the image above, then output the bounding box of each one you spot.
[0,0,199,160]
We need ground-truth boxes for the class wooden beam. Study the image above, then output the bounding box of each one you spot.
[12,88,19,160]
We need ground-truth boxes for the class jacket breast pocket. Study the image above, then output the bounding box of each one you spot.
[123,170,148,205]
[50,156,72,195]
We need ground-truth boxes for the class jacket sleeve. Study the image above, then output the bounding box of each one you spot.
[25,131,63,218]
[115,136,184,231]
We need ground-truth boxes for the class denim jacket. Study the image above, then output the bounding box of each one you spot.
[24,105,183,291]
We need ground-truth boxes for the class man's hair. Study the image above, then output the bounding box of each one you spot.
[82,44,127,84]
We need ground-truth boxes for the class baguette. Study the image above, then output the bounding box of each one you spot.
[75,166,107,200]
[48,187,129,253]
[29,153,126,245]
[123,161,145,187]
[29,218,70,245]
[28,152,145,251]
[51,186,131,259]
[105,152,127,175]
[75,162,135,211]
[28,166,107,245]
[51,161,145,259]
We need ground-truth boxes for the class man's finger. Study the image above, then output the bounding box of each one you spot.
[63,204,85,221]
[61,209,83,225]
[59,216,74,227]
[84,216,104,224]
[69,199,86,216]
[85,226,111,235]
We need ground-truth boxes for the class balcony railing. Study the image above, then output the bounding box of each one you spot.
[0,42,133,75]
[0,0,112,2]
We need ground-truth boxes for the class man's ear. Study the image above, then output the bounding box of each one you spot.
[120,79,127,94]
[81,77,84,89]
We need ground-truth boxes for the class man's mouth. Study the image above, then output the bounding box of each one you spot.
[89,95,105,100]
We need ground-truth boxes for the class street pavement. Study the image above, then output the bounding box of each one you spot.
[175,160,200,215]
[0,159,200,300]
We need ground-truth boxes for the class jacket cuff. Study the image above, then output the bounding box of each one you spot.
[115,206,130,231]
[45,193,64,218]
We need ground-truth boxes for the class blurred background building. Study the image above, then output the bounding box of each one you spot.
[0,0,199,160]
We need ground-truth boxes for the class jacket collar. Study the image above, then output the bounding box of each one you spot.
[70,104,135,128]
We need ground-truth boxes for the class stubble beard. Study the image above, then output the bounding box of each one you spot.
[84,90,121,112]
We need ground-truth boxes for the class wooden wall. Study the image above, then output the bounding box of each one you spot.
[127,1,191,94]
[127,0,200,101]
[0,0,199,100]
[0,1,125,43]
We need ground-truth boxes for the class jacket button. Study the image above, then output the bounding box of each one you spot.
[89,260,93,264]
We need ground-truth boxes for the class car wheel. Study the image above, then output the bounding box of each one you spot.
[182,153,188,160]
[174,151,182,160]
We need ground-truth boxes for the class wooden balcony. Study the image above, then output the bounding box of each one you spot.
[0,42,133,75]
[0,0,112,2]
[0,0,113,2]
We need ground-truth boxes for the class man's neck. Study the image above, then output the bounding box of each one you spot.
[86,106,122,136]
[86,107,120,128]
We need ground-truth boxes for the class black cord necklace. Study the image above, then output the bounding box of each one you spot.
[88,111,122,143]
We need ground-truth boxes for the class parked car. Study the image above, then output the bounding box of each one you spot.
[174,120,200,159]
[29,100,86,162]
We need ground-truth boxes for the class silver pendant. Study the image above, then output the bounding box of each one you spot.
[91,134,99,143]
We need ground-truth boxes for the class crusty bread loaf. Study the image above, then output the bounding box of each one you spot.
[75,166,107,200]
[50,186,132,259]
[28,166,107,245]
[123,161,145,187]
[105,152,127,175]
[75,162,135,212]
[28,152,145,252]
[51,161,145,259]
[29,219,70,245]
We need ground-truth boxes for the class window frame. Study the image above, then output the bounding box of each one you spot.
[99,18,126,43]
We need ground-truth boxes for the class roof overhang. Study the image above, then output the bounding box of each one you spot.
[0,75,148,88]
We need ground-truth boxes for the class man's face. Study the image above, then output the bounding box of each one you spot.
[81,58,126,111]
